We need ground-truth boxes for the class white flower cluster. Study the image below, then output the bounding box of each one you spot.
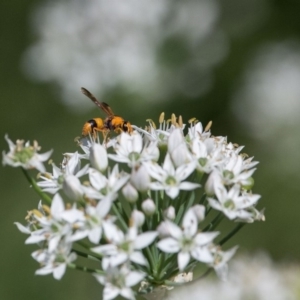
[5,114,263,300]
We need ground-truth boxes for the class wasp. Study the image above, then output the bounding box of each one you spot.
[81,87,132,137]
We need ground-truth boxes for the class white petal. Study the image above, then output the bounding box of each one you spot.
[37,149,53,162]
[96,198,112,218]
[75,163,89,178]
[63,175,84,200]
[14,222,31,234]
[157,238,180,253]
[109,253,128,267]
[166,186,180,199]
[165,221,182,239]
[88,227,102,244]
[62,206,84,223]
[207,198,222,211]
[178,251,190,271]
[51,194,65,219]
[120,287,135,300]
[176,161,196,181]
[103,285,120,300]
[48,235,60,252]
[125,270,145,287]
[195,232,219,246]
[168,128,184,154]
[131,131,143,153]
[90,143,108,172]
[191,247,214,263]
[25,234,45,244]
[65,152,80,175]
[179,181,201,191]
[91,244,117,255]
[134,231,158,249]
[163,154,175,175]
[35,266,53,276]
[182,209,198,236]
[130,251,148,266]
[53,264,66,280]
[89,168,107,190]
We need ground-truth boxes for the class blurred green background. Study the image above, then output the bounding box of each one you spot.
[1,0,300,299]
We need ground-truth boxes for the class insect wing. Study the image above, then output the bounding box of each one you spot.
[81,87,115,116]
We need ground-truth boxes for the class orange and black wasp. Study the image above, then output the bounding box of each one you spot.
[81,87,132,137]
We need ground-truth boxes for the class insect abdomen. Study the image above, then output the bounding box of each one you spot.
[82,118,104,136]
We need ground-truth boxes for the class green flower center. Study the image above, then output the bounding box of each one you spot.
[224,199,235,210]
[120,241,131,253]
[100,187,108,195]
[223,170,234,180]
[13,148,34,163]
[57,175,65,185]
[180,236,194,252]
[165,176,177,186]
[198,157,207,167]
[128,152,140,162]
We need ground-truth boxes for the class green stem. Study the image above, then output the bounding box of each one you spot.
[219,222,246,246]
[203,212,223,232]
[21,168,52,205]
[72,249,101,261]
[112,203,128,231]
[68,263,103,274]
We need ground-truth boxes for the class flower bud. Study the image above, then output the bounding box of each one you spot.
[242,177,254,191]
[122,183,138,203]
[142,198,156,216]
[205,170,221,196]
[190,205,205,222]
[156,221,170,238]
[168,128,191,167]
[164,206,175,220]
[63,175,83,200]
[131,210,145,227]
[89,143,108,172]
[131,164,150,192]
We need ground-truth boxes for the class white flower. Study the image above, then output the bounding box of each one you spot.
[25,194,85,251]
[71,199,113,244]
[136,114,175,145]
[207,184,261,220]
[187,121,211,142]
[37,152,88,194]
[191,138,224,174]
[109,131,159,168]
[32,239,76,280]
[92,224,158,269]
[95,264,145,300]
[2,135,52,173]
[145,153,199,199]
[219,154,257,186]
[157,209,219,271]
[84,165,130,201]
[209,246,238,280]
